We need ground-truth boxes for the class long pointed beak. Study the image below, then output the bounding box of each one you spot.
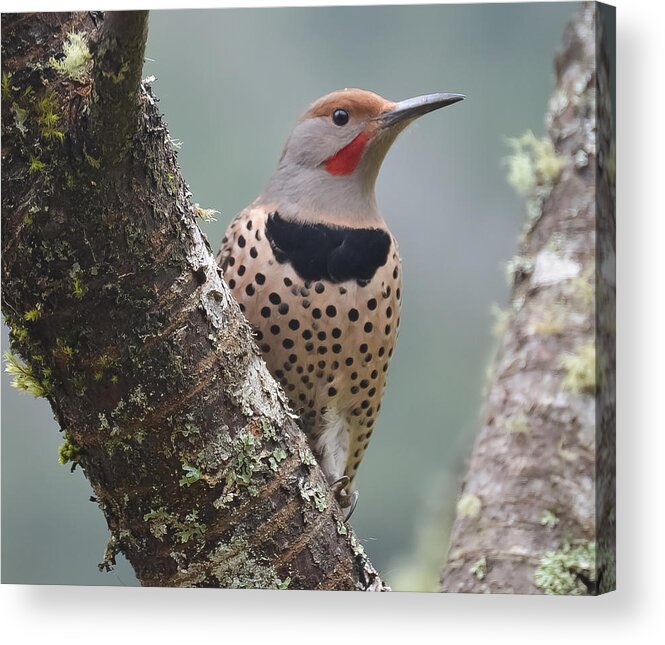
[378,92,465,128]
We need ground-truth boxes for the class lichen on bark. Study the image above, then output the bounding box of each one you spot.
[440,2,615,595]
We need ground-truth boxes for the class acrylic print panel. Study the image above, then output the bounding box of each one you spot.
[1,2,615,593]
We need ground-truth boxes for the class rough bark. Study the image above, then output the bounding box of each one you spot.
[440,2,615,595]
[1,11,385,590]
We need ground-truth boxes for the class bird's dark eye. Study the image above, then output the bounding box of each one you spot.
[332,109,349,126]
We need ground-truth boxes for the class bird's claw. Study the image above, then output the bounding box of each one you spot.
[343,490,359,522]
[329,476,359,521]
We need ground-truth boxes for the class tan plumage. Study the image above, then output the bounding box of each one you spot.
[217,88,463,510]
[218,206,401,487]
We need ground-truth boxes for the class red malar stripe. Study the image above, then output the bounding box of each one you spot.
[323,131,371,176]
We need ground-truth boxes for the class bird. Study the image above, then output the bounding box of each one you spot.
[217,88,463,516]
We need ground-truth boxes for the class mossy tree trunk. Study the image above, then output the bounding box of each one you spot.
[440,2,615,595]
[1,11,385,590]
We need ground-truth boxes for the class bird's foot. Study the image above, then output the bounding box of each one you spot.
[330,475,350,495]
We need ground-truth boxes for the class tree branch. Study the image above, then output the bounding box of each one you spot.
[440,2,615,595]
[89,10,148,166]
[1,11,385,590]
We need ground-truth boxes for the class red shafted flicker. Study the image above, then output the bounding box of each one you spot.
[217,88,463,515]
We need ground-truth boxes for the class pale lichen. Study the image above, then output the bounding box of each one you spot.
[490,303,511,339]
[504,130,565,227]
[561,342,596,393]
[144,507,206,544]
[534,541,595,595]
[49,31,92,83]
[173,535,289,589]
[298,446,317,466]
[194,203,220,223]
[179,464,202,487]
[533,307,567,336]
[505,254,534,285]
[540,509,560,529]
[505,130,564,195]
[505,413,530,434]
[298,478,328,512]
[456,493,482,519]
[530,249,581,288]
[470,556,487,580]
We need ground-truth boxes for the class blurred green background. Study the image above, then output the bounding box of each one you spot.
[1,2,577,589]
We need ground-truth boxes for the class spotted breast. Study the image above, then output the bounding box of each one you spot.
[217,206,402,494]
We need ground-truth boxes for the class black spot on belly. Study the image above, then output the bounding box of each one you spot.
[265,211,391,283]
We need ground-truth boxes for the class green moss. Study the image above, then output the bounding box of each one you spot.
[58,435,81,466]
[83,148,101,169]
[28,155,46,174]
[49,31,92,83]
[2,71,10,99]
[69,263,85,299]
[534,541,596,595]
[11,324,30,345]
[4,351,49,397]
[166,173,177,195]
[92,353,117,382]
[24,304,42,321]
[35,89,64,142]
[561,342,596,393]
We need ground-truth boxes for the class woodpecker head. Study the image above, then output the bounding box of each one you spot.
[261,88,464,225]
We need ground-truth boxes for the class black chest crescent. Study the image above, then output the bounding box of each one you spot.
[265,212,391,284]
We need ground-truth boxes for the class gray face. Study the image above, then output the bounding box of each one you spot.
[262,115,404,226]
[281,115,367,169]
